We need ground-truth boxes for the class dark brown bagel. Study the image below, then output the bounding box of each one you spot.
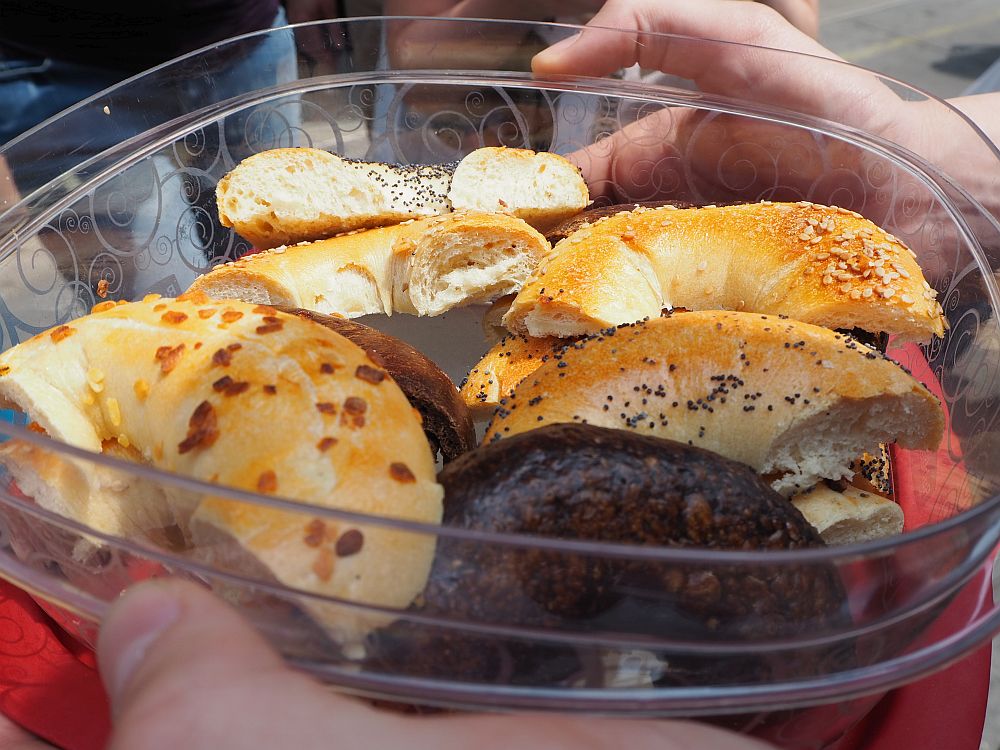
[281,307,476,462]
[367,424,851,687]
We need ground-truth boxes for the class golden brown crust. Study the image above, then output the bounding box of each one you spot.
[504,202,945,341]
[485,312,943,495]
[188,211,549,319]
[459,333,569,416]
[0,295,443,639]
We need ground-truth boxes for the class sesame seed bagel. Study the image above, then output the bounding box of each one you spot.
[0,294,443,641]
[484,312,944,496]
[217,146,589,249]
[503,202,946,342]
[188,211,549,319]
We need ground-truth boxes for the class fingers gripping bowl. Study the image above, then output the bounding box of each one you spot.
[0,16,998,747]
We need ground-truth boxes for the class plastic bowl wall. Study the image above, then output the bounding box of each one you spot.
[0,18,998,750]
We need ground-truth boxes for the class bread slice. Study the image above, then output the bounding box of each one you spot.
[792,484,904,544]
[217,148,453,248]
[216,146,589,249]
[188,211,549,319]
[447,147,590,232]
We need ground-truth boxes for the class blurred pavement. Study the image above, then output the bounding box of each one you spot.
[820,0,1000,98]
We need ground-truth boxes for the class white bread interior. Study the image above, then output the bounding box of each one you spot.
[792,484,904,544]
[216,146,589,249]
[188,211,549,319]
[448,147,589,232]
[217,148,453,249]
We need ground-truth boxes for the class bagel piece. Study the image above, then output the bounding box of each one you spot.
[216,148,454,249]
[447,147,590,232]
[459,332,572,417]
[504,202,946,342]
[484,312,944,496]
[0,294,443,641]
[188,211,549,319]
[217,146,588,248]
[368,423,848,686]
[792,484,904,545]
[282,307,475,462]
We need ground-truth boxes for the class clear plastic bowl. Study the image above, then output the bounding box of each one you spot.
[0,17,999,750]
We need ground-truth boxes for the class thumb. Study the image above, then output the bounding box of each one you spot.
[97,579,392,750]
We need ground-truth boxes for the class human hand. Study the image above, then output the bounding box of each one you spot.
[531,0,919,218]
[0,579,776,750]
[282,0,349,70]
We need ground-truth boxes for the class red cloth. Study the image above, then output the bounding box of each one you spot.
[0,581,109,749]
[0,344,990,750]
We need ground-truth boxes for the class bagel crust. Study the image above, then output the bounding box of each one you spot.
[485,311,943,496]
[188,211,549,319]
[503,202,945,341]
[0,294,443,639]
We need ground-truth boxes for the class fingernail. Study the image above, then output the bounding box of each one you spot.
[99,582,181,709]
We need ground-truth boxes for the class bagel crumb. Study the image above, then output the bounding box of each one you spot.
[316,402,336,414]
[161,311,188,325]
[177,401,219,454]
[116,433,130,448]
[317,437,338,451]
[355,364,386,384]
[107,397,121,427]
[342,397,367,428]
[256,317,283,335]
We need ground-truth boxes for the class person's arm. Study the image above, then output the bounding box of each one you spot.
[949,93,1000,150]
